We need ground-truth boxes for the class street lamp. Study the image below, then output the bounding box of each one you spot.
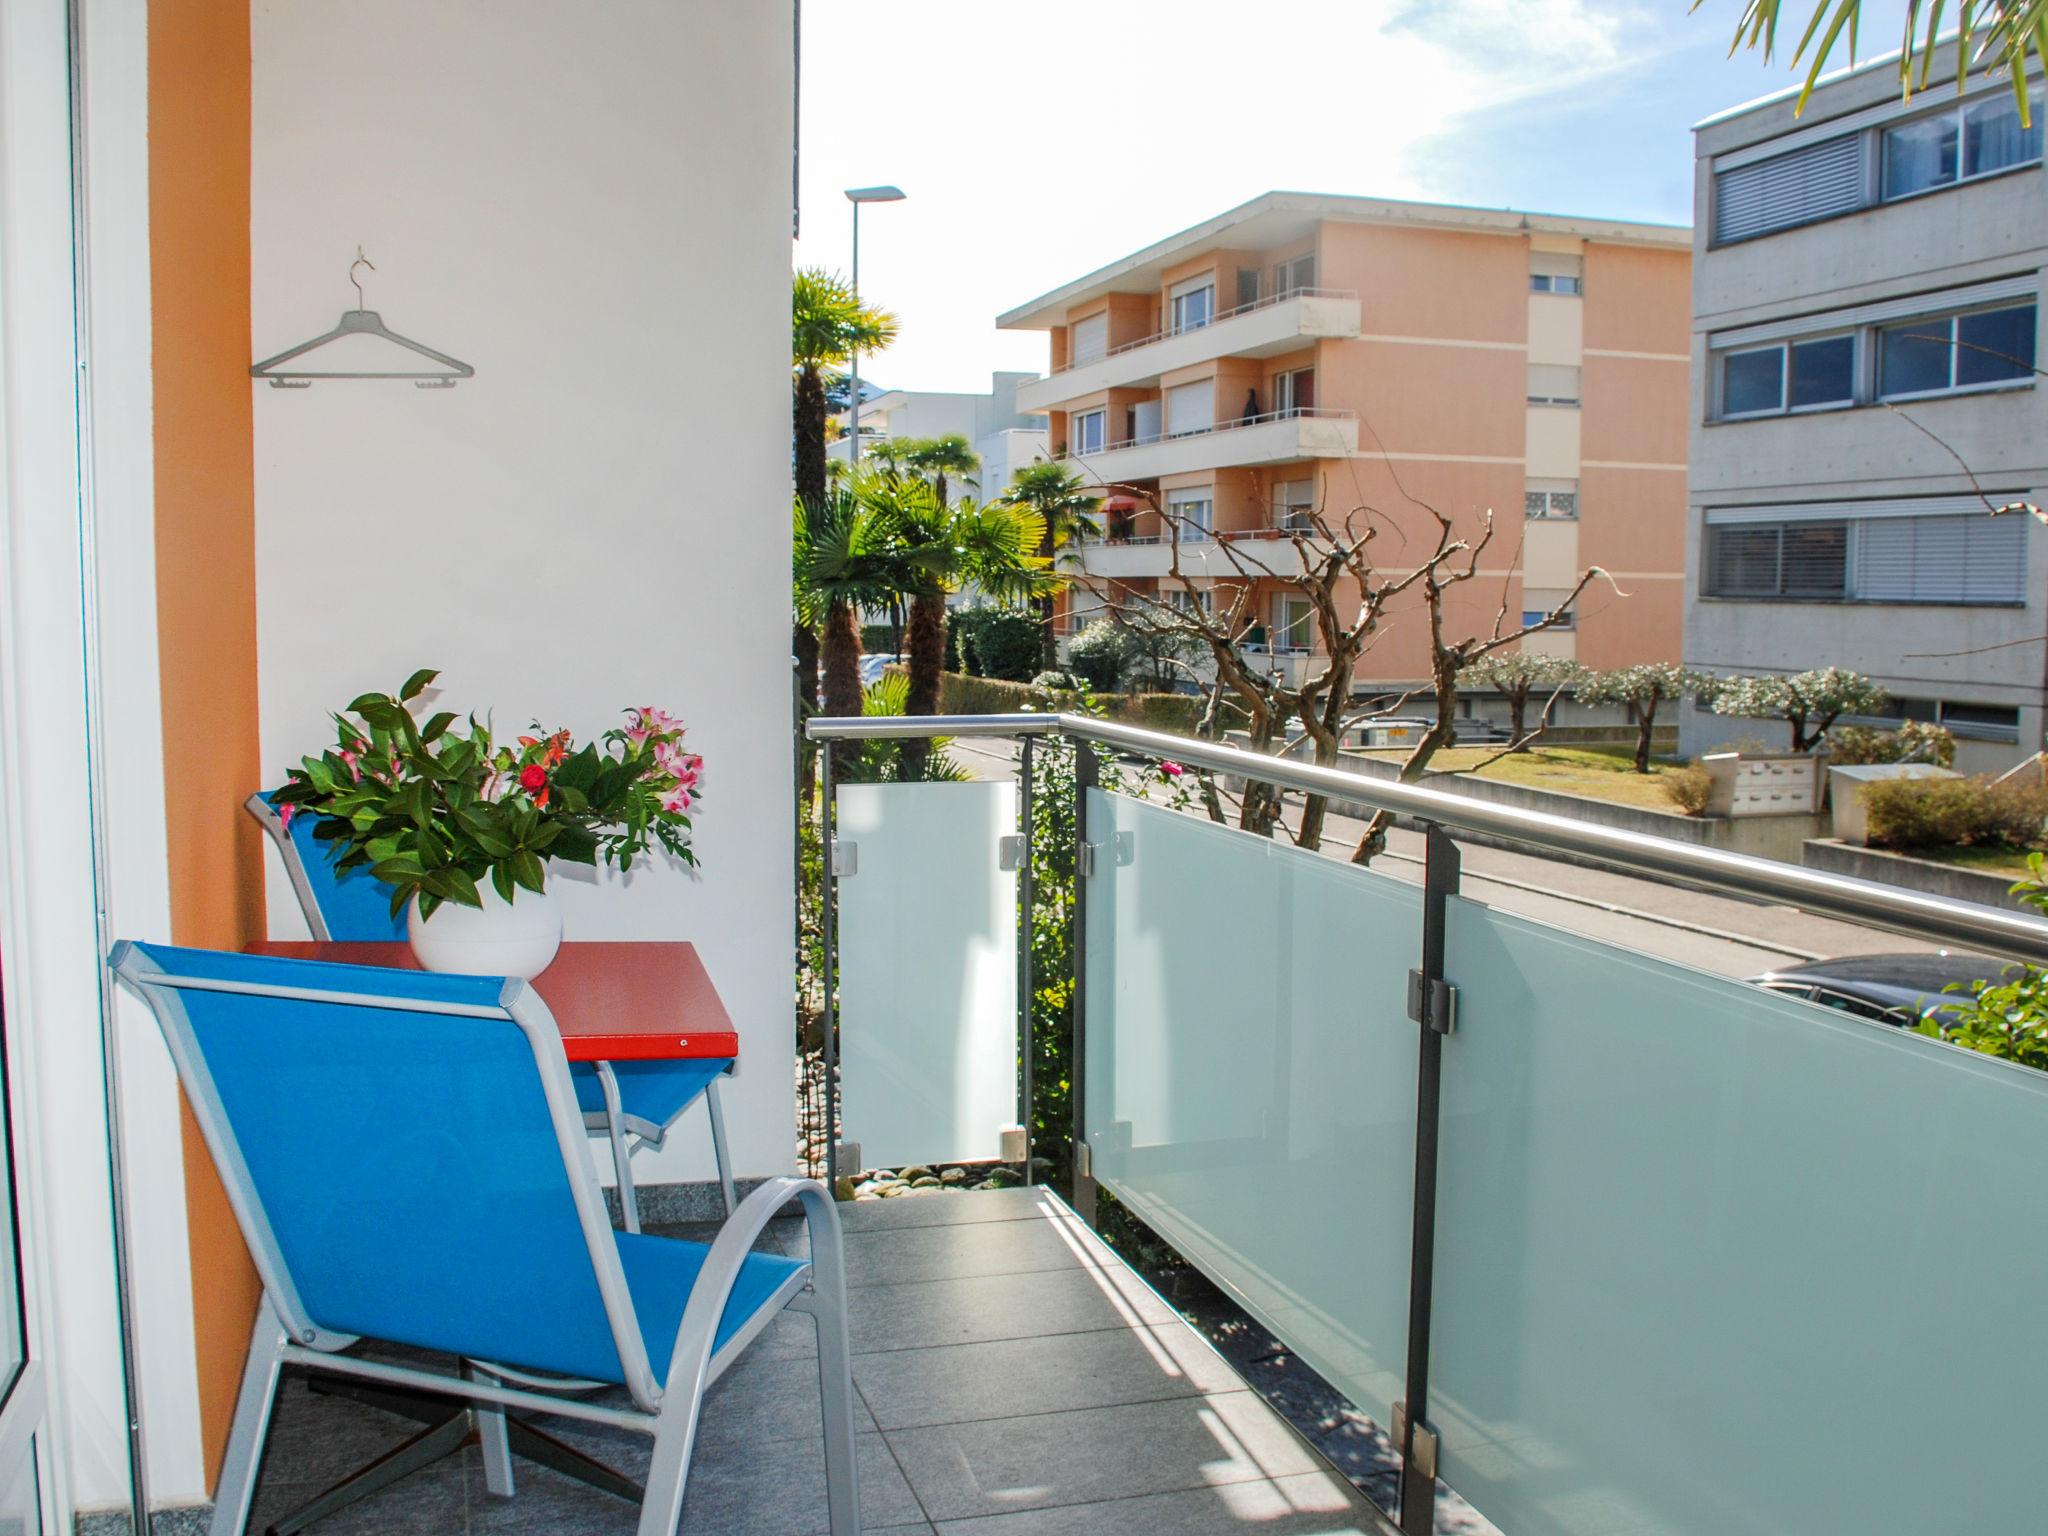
[844,185,905,462]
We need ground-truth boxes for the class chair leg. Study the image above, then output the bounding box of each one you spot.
[810,1268,861,1536]
[210,1298,290,1536]
[465,1362,515,1497]
[634,1390,704,1536]
[705,1076,737,1218]
[597,1060,642,1234]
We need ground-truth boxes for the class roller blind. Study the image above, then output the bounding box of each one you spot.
[1166,381,1214,437]
[1071,314,1107,366]
[1855,512,2026,603]
[1713,134,1864,243]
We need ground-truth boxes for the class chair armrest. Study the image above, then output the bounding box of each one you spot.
[658,1176,844,1404]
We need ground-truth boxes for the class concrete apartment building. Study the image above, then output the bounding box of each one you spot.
[1683,55,2046,772]
[997,192,1693,697]
[829,369,1050,497]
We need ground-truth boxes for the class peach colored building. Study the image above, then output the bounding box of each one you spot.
[999,193,1693,699]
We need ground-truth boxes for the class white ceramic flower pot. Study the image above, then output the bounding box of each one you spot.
[407,880,563,979]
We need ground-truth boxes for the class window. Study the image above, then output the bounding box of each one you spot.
[1704,501,2027,605]
[1703,520,1849,598]
[1071,409,1105,455]
[1165,381,1214,438]
[1847,696,2022,742]
[1522,609,1576,630]
[1070,313,1108,367]
[1525,487,1578,519]
[1530,273,1582,295]
[1273,368,1315,414]
[1170,277,1215,334]
[1718,335,1855,416]
[1274,480,1315,530]
[1878,302,2037,398]
[1883,92,2043,200]
[1273,253,1315,296]
[1236,267,1262,308]
[1168,587,1213,616]
[1527,364,1581,406]
[1713,134,1864,243]
[1166,486,1214,542]
[1274,595,1314,651]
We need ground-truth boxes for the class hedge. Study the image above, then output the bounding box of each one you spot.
[936,672,1247,736]
[1861,775,2048,852]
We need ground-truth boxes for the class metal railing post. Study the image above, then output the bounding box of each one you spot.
[819,742,839,1191]
[1396,823,1459,1534]
[1070,741,1098,1226]
[1018,736,1036,1187]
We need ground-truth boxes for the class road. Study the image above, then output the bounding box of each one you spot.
[946,736,1943,978]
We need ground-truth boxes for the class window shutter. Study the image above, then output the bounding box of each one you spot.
[1166,381,1214,437]
[1071,314,1107,366]
[1856,513,2026,602]
[1713,135,1864,243]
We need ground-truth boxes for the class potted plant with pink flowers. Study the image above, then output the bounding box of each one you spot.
[274,669,704,978]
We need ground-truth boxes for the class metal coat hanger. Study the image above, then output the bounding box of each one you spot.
[251,247,475,389]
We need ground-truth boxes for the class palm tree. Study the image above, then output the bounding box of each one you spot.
[793,486,905,767]
[895,434,980,509]
[792,269,897,715]
[1723,0,2042,119]
[852,471,1049,777]
[995,462,1103,667]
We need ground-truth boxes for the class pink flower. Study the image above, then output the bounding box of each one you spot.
[627,706,684,746]
[276,802,296,831]
[656,742,703,787]
[661,785,695,816]
[340,749,361,783]
[1159,761,1185,778]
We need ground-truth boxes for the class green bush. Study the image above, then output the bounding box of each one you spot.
[1860,775,2048,852]
[1065,620,1131,693]
[936,672,1244,735]
[1664,763,1713,816]
[950,607,1041,681]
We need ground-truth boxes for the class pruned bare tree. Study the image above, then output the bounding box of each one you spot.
[1078,483,1608,859]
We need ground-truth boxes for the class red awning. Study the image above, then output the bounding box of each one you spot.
[1101,495,1140,511]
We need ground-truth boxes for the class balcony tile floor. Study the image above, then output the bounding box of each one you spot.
[249,1187,1392,1534]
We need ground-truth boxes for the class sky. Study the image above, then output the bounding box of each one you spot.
[791,0,1823,393]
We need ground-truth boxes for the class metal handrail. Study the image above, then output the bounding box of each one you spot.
[1057,406,1355,463]
[1054,287,1358,375]
[804,710,2048,967]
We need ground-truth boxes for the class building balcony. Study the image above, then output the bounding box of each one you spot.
[782,707,2048,1536]
[1061,407,1357,484]
[1017,288,1362,413]
[1079,526,1323,580]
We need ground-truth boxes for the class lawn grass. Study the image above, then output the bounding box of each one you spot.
[1898,844,2041,880]
[1358,744,1690,811]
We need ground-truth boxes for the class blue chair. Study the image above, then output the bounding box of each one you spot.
[247,792,737,1228]
[110,941,858,1536]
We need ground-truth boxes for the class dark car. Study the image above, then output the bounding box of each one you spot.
[1748,951,2025,1026]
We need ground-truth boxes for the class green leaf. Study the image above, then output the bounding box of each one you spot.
[490,861,516,903]
[400,668,439,702]
[420,711,457,743]
[510,850,547,893]
[549,826,600,865]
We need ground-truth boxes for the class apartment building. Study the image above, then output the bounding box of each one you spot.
[997,192,1692,695]
[828,369,1051,496]
[1684,54,2047,772]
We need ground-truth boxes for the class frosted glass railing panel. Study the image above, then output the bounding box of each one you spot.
[838,782,1018,1168]
[1083,790,1419,1425]
[1433,896,2048,1536]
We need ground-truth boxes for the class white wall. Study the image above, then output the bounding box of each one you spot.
[251,1,797,1183]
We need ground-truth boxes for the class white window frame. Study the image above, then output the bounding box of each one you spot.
[1876,301,2039,403]
[1701,496,2029,606]
[1523,607,1576,630]
[1530,273,1583,296]
[1274,479,1316,531]
[1717,332,1859,419]
[1881,90,2045,205]
[1273,252,1316,297]
[1070,409,1106,455]
[1273,594,1314,652]
[1527,364,1581,407]
[1169,276,1216,335]
[1165,486,1214,542]
[1069,312,1108,368]
[1525,487,1578,520]
[1273,368,1315,416]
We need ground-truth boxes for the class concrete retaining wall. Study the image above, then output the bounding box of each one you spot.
[1802,839,2028,912]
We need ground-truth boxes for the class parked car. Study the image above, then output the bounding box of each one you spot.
[858,652,903,687]
[1747,951,2024,1026]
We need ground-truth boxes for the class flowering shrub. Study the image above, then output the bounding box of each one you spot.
[274,669,704,919]
[1828,720,1956,768]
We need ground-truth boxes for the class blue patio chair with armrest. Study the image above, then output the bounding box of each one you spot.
[109,941,858,1536]
[246,791,738,1227]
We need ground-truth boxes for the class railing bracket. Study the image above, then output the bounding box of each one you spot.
[1075,1141,1091,1178]
[998,834,1025,872]
[830,839,857,877]
[1407,970,1457,1035]
[1391,1401,1440,1481]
